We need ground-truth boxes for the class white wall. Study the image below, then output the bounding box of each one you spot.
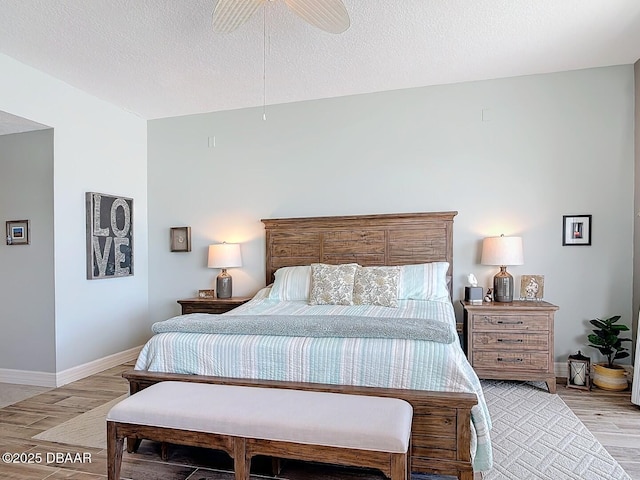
[0,129,55,372]
[148,65,635,365]
[634,59,639,352]
[0,54,148,378]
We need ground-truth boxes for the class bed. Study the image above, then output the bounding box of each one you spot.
[124,211,492,480]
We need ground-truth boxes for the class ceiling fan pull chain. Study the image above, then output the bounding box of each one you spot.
[263,4,267,121]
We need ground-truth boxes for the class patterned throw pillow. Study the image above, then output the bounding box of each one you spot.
[353,266,400,307]
[309,263,358,305]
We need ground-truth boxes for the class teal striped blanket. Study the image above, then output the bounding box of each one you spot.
[151,314,456,344]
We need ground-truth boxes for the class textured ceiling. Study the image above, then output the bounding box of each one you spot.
[0,0,639,127]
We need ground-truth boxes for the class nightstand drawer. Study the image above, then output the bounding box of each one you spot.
[473,351,549,371]
[181,304,230,315]
[177,297,252,315]
[472,332,548,351]
[471,314,550,331]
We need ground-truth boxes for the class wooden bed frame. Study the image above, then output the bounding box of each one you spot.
[123,211,479,480]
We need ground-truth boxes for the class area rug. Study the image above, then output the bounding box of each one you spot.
[30,383,631,479]
[33,394,127,449]
[482,380,631,480]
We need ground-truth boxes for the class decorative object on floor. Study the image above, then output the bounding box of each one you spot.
[198,289,216,299]
[482,380,631,480]
[562,214,592,246]
[588,315,631,391]
[212,0,350,34]
[170,226,191,252]
[208,242,242,298]
[481,234,524,302]
[5,219,30,245]
[85,192,133,279]
[567,350,591,390]
[519,274,544,301]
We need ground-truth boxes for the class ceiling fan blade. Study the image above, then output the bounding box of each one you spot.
[212,0,264,33]
[284,0,350,34]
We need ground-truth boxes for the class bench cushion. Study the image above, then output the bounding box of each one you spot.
[107,381,412,453]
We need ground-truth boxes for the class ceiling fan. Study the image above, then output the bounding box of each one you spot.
[212,0,350,34]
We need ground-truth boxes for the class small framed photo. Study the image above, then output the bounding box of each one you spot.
[198,289,216,299]
[562,215,591,246]
[170,226,191,252]
[6,220,30,245]
[520,275,544,301]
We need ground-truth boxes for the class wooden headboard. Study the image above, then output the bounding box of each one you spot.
[262,211,457,297]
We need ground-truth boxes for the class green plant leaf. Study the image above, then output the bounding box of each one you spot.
[589,319,608,329]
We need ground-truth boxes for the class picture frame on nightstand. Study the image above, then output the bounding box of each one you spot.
[520,275,544,301]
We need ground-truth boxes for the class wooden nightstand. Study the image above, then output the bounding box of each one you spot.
[461,300,559,393]
[177,297,252,315]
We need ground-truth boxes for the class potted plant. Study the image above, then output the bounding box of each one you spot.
[588,315,632,391]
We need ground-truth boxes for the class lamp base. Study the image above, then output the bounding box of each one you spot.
[493,266,513,302]
[216,269,233,299]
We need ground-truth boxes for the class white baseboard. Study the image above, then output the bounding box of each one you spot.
[55,345,142,387]
[0,368,57,387]
[554,362,568,379]
[0,346,142,388]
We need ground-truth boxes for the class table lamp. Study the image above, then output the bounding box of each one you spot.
[208,242,242,299]
[481,234,523,303]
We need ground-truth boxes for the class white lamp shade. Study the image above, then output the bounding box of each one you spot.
[481,236,524,266]
[208,243,242,269]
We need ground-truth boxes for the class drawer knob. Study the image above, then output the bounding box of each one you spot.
[496,320,523,325]
[497,357,523,363]
[497,338,524,343]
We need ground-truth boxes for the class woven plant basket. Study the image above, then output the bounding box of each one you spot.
[592,363,628,391]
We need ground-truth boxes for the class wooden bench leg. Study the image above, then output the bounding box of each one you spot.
[390,452,407,480]
[107,421,124,480]
[271,457,282,476]
[126,437,142,453]
[160,442,169,461]
[234,437,250,480]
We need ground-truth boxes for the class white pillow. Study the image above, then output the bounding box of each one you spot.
[398,262,450,300]
[268,265,311,301]
[353,265,400,307]
[309,263,358,306]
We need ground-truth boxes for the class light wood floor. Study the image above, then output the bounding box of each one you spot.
[0,364,638,480]
[557,380,640,480]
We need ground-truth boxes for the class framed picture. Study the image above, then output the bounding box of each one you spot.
[6,220,30,245]
[562,215,591,246]
[170,227,192,252]
[520,275,544,301]
[86,192,133,279]
[198,289,216,298]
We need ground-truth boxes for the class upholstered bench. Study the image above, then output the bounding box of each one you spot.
[106,381,413,480]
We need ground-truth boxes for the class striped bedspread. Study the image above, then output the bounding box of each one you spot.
[134,288,493,471]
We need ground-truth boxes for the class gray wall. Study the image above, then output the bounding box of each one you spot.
[148,65,635,366]
[0,129,55,372]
